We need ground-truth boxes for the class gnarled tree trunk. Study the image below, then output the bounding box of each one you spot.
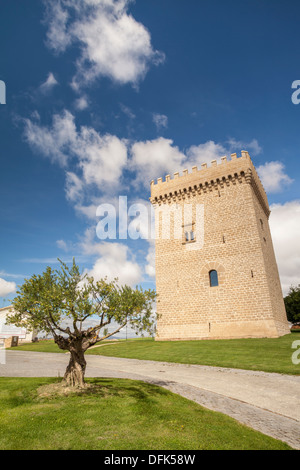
[63,346,87,388]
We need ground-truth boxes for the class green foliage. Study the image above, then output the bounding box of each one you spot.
[284,285,300,325]
[7,259,157,349]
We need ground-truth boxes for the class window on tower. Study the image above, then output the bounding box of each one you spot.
[183,223,196,243]
[209,270,219,287]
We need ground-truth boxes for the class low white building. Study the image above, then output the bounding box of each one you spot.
[0,306,37,345]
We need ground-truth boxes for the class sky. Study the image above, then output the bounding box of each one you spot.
[0,0,300,323]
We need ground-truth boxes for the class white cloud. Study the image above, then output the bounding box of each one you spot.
[77,130,127,188]
[0,278,16,297]
[152,113,168,131]
[269,201,300,295]
[130,137,185,187]
[74,96,89,110]
[75,195,121,220]
[39,72,58,93]
[78,227,141,286]
[120,103,135,120]
[24,110,77,167]
[75,203,100,220]
[43,0,164,89]
[43,0,72,52]
[226,138,262,156]
[24,110,128,195]
[145,241,155,278]
[257,161,293,193]
[0,271,24,280]
[88,242,142,287]
[56,239,69,251]
[186,141,227,167]
[65,171,84,202]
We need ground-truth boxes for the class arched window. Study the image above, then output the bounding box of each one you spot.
[209,270,219,287]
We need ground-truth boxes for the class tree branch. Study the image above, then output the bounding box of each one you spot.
[82,322,127,351]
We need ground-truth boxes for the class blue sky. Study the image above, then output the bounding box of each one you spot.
[0,0,299,309]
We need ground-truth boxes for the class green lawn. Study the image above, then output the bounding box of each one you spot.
[7,338,121,354]
[9,340,63,353]
[9,334,300,375]
[0,377,291,450]
[87,334,300,375]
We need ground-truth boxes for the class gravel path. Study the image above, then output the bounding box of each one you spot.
[1,350,299,449]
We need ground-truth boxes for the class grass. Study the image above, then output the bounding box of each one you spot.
[86,334,300,375]
[9,334,300,375]
[0,377,291,450]
[8,340,64,353]
[7,338,122,354]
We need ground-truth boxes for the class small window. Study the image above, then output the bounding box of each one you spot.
[209,270,219,287]
[183,224,196,243]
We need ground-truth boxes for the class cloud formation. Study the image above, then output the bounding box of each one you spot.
[88,242,142,287]
[269,200,300,295]
[25,110,293,204]
[0,278,16,297]
[24,110,128,201]
[152,113,168,131]
[130,137,185,187]
[79,228,142,286]
[226,138,262,157]
[39,72,59,93]
[257,161,293,193]
[43,0,165,89]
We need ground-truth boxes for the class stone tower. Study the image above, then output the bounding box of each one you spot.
[150,151,290,341]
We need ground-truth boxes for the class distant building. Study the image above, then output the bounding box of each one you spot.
[150,151,290,341]
[0,306,37,346]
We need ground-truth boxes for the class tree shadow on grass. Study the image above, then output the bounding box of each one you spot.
[34,378,170,403]
[2,377,172,412]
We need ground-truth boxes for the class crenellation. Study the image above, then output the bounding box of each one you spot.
[150,151,270,217]
[151,151,260,190]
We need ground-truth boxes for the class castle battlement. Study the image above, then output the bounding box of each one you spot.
[150,151,270,218]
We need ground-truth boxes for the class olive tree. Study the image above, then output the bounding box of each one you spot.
[7,259,157,387]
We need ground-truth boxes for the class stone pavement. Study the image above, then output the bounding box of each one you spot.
[1,350,299,449]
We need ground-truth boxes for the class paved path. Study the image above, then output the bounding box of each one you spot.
[1,351,299,449]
